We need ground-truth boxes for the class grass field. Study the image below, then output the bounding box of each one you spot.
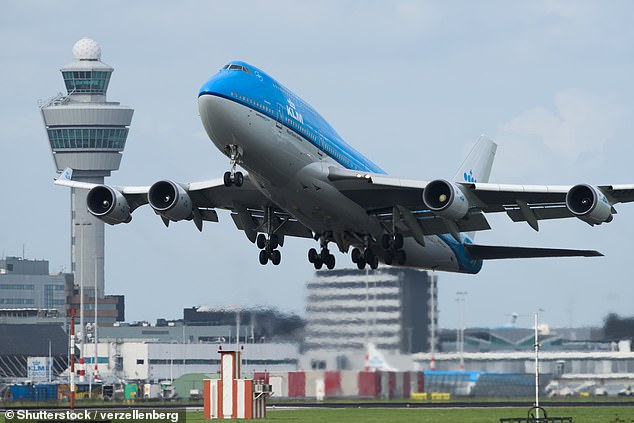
[183,406,634,423]
[3,405,633,422]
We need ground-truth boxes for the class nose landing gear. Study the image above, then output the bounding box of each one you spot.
[223,144,244,187]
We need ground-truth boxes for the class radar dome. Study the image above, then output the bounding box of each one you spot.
[72,37,101,61]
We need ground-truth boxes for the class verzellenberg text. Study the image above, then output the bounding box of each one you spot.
[14,409,180,422]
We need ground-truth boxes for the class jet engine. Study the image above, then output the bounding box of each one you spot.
[86,185,131,225]
[565,184,613,225]
[148,180,193,222]
[422,179,469,220]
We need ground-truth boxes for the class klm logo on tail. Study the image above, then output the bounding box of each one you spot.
[463,169,476,183]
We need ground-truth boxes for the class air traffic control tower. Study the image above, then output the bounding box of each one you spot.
[41,38,133,299]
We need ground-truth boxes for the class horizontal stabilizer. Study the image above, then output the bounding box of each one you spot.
[464,244,603,260]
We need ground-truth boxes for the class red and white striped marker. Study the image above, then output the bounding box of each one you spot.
[204,350,265,419]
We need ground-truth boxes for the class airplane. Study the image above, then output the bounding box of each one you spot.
[55,60,634,274]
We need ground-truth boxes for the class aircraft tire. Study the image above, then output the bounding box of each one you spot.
[394,233,404,249]
[363,248,374,262]
[235,171,244,187]
[397,249,406,265]
[259,250,269,265]
[308,248,318,263]
[384,250,393,265]
[223,172,232,187]
[356,260,366,270]
[271,250,281,265]
[325,254,335,270]
[256,234,267,249]
[314,259,323,270]
[370,256,379,270]
[269,234,279,249]
[351,248,362,263]
[381,234,391,250]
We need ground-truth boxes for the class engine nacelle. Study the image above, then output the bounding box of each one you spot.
[422,179,469,220]
[565,184,613,225]
[148,180,193,222]
[86,185,131,225]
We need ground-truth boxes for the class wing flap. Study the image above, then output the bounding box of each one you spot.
[464,244,603,260]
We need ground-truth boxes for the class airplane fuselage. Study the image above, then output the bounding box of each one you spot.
[198,61,482,274]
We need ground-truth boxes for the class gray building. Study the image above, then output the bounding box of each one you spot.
[40,37,134,299]
[0,257,72,313]
[302,267,437,369]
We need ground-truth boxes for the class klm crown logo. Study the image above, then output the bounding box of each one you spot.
[463,169,476,183]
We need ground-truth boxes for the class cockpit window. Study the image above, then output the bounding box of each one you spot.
[223,64,251,74]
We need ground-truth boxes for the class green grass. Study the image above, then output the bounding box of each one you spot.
[186,407,634,423]
[4,407,633,422]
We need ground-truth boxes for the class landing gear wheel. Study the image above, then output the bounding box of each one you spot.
[223,171,232,187]
[370,255,379,270]
[325,254,335,270]
[381,234,391,250]
[314,258,323,270]
[396,249,406,265]
[256,234,267,249]
[357,260,366,270]
[269,234,279,250]
[394,233,404,249]
[351,248,362,263]
[363,248,374,263]
[384,250,393,266]
[271,250,281,265]
[234,171,244,187]
[308,248,318,263]
[258,250,269,265]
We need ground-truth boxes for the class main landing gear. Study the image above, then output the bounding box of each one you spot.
[381,233,407,266]
[223,144,244,187]
[308,247,336,270]
[257,233,281,265]
[308,236,336,270]
[351,247,379,270]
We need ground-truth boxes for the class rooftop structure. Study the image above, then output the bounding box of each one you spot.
[0,257,72,313]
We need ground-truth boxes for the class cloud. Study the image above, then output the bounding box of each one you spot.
[498,89,621,161]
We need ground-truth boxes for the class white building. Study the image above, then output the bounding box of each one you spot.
[84,341,300,382]
[302,267,437,370]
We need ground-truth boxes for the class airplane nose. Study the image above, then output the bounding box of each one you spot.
[198,94,235,146]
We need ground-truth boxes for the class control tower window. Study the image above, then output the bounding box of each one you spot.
[62,71,111,95]
[47,127,128,150]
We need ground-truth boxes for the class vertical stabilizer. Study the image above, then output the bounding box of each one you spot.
[452,135,497,184]
[364,342,397,372]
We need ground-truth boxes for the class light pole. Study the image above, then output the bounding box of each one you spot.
[94,256,102,382]
[456,291,468,370]
[75,222,92,383]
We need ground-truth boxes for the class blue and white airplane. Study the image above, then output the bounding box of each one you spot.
[55,61,634,274]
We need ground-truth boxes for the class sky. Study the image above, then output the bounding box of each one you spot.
[2,1,634,330]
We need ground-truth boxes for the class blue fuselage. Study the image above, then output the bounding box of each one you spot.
[198,61,482,274]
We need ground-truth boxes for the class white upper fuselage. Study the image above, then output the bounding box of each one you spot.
[197,61,482,274]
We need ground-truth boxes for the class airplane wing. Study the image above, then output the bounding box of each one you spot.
[327,166,634,237]
[54,168,313,242]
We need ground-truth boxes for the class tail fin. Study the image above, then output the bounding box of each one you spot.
[364,342,397,372]
[453,135,497,184]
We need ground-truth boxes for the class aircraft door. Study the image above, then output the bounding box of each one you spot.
[276,104,284,132]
